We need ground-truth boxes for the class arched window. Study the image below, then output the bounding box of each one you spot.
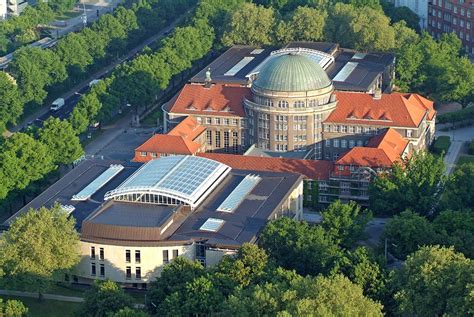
[278,100,288,108]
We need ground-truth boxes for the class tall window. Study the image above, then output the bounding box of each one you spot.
[278,100,288,108]
[90,247,96,260]
[99,248,104,261]
[136,267,141,280]
[135,250,141,264]
[215,131,221,148]
[206,130,212,145]
[125,250,131,263]
[126,266,131,280]
[173,249,179,259]
[224,131,230,152]
[91,263,96,276]
[163,250,169,264]
[99,264,105,277]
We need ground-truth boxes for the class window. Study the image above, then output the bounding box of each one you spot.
[232,119,238,126]
[100,264,105,277]
[363,127,370,134]
[356,126,362,134]
[406,130,413,138]
[215,131,221,148]
[91,263,96,276]
[136,267,141,280]
[294,100,305,108]
[206,117,212,124]
[278,100,288,108]
[324,125,330,132]
[206,130,212,145]
[135,250,141,264]
[125,250,131,263]
[214,118,221,125]
[224,119,230,125]
[333,139,339,148]
[341,140,347,148]
[151,152,157,158]
[99,248,104,261]
[224,131,230,151]
[196,117,202,124]
[349,140,355,148]
[90,247,96,260]
[140,151,147,157]
[126,266,131,280]
[341,126,347,133]
[357,140,363,147]
[163,250,169,264]
[325,140,331,147]
[173,249,179,259]
[338,165,344,171]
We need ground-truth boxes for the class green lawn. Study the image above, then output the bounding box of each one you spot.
[0,296,81,317]
[55,10,82,20]
[457,155,474,165]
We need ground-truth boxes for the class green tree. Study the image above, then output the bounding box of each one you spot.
[110,307,149,317]
[395,246,474,316]
[259,217,343,276]
[39,118,84,164]
[145,257,204,315]
[222,3,275,46]
[369,151,445,216]
[433,210,474,259]
[0,298,28,317]
[0,204,80,298]
[289,6,327,42]
[321,200,371,247]
[79,280,134,317]
[55,33,93,72]
[324,3,358,49]
[381,0,420,32]
[381,210,437,259]
[0,71,23,132]
[0,133,55,199]
[48,0,76,13]
[442,163,474,211]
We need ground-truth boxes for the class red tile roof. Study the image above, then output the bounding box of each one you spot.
[326,92,435,127]
[168,116,206,140]
[336,128,408,168]
[166,83,250,117]
[134,134,201,159]
[198,153,333,180]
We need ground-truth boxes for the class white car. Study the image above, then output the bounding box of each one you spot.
[50,98,65,111]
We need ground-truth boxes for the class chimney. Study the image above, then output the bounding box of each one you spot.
[373,89,382,100]
[204,68,212,88]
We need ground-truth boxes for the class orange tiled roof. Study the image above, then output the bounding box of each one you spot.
[336,128,408,167]
[168,116,206,141]
[326,92,435,127]
[198,153,333,180]
[135,134,201,157]
[166,83,250,117]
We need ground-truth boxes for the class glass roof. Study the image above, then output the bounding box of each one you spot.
[105,156,231,208]
[199,218,225,232]
[72,164,124,201]
[217,175,261,213]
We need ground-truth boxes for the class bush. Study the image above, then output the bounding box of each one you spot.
[437,106,474,124]
[469,140,474,155]
[432,136,451,154]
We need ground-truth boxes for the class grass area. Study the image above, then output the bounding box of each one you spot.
[142,110,162,127]
[55,10,82,20]
[457,155,474,165]
[432,136,451,154]
[0,296,81,317]
[46,283,86,297]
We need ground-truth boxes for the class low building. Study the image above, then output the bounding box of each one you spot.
[4,156,303,287]
[133,116,206,161]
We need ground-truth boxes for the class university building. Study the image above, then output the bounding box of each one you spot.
[3,156,303,286]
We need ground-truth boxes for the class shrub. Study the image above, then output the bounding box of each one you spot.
[432,136,451,154]
[469,140,474,155]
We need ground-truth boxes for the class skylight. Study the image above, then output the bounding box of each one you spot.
[72,164,124,201]
[224,57,255,76]
[333,62,358,82]
[199,218,225,232]
[217,175,261,213]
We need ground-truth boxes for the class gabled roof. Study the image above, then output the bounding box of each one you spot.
[134,134,201,158]
[326,92,435,127]
[166,83,250,117]
[336,128,408,168]
[168,116,206,140]
[198,153,333,180]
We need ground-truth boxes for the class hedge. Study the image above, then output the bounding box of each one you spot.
[432,136,451,154]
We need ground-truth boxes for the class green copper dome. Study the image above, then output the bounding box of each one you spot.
[253,54,332,92]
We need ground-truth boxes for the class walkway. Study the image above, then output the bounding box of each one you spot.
[435,125,474,175]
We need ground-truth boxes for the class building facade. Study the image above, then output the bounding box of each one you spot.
[390,0,429,29]
[428,0,474,55]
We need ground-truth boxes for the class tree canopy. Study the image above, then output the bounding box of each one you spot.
[0,204,80,296]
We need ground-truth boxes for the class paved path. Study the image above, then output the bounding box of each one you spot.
[435,125,474,174]
[444,140,463,175]
[0,289,84,303]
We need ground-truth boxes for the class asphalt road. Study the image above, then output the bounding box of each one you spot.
[13,12,187,134]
